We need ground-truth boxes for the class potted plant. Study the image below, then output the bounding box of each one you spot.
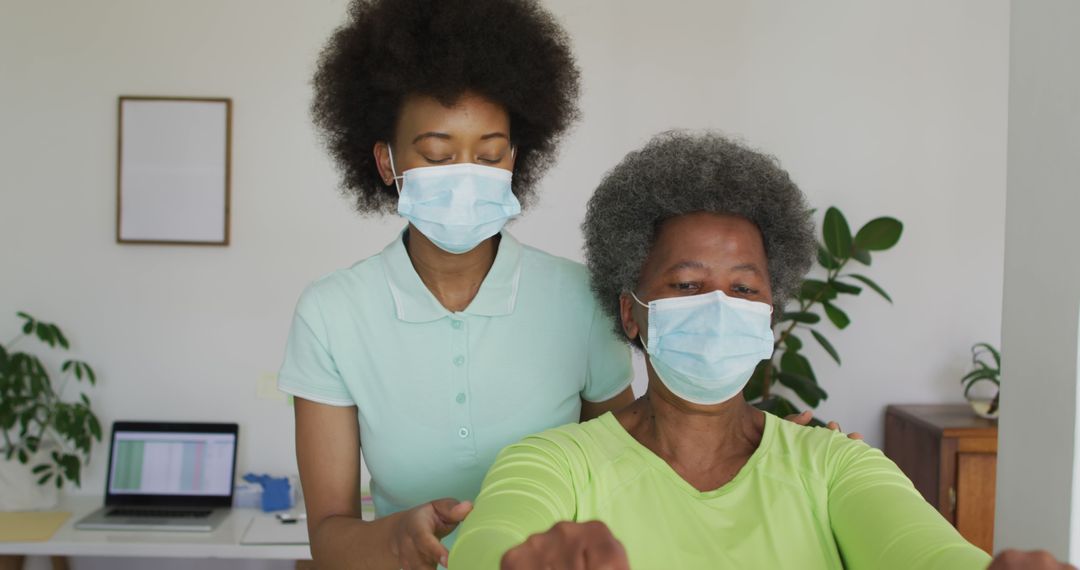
[0,312,103,510]
[961,342,1000,419]
[745,207,903,420]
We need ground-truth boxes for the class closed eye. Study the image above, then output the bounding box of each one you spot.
[422,155,453,164]
[731,284,759,295]
[671,282,701,293]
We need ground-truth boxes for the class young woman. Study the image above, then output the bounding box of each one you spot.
[279,1,632,568]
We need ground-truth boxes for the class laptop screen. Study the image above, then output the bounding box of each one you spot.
[105,422,238,507]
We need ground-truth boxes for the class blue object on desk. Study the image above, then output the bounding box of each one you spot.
[242,473,293,512]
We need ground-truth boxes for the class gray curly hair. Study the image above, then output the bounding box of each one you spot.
[582,130,816,342]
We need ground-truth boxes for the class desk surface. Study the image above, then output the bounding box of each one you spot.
[0,496,312,560]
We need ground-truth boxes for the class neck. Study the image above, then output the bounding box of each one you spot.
[404,226,498,312]
[617,375,765,491]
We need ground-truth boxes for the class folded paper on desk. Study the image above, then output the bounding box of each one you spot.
[241,515,309,545]
[0,512,70,542]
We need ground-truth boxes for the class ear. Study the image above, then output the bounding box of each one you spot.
[373,141,395,187]
[619,293,643,343]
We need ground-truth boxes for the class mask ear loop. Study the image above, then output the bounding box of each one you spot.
[629,291,652,352]
[386,144,404,193]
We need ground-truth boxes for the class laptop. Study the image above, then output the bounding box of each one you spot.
[75,421,239,532]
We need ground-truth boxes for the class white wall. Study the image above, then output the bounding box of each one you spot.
[1,0,1008,567]
[995,0,1080,561]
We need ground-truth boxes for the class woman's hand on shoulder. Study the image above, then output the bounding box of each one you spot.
[785,410,864,440]
[393,498,472,570]
[500,520,629,570]
[988,549,1076,570]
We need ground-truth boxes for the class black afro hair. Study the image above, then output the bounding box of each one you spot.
[312,0,581,214]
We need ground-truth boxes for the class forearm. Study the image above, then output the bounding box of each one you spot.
[310,511,405,570]
[828,443,991,569]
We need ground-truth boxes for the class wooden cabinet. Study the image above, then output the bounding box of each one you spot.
[884,404,998,554]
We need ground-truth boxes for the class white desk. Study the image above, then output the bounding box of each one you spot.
[0,496,311,560]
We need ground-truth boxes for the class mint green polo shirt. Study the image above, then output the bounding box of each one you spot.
[278,230,633,523]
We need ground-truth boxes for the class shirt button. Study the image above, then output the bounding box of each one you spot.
[456,393,466,404]
[453,355,465,366]
[458,427,470,438]
[451,320,463,330]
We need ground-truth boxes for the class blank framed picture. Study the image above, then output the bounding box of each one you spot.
[117,96,232,245]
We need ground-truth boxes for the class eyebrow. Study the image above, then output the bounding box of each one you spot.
[662,260,762,274]
[731,262,762,275]
[663,260,707,273]
[411,132,510,144]
[412,132,451,144]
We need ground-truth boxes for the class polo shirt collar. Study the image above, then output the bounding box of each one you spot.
[381,229,524,323]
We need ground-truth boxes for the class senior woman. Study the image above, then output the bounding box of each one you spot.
[448,132,1071,570]
[278,1,636,569]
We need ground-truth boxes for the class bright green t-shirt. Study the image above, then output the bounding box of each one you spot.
[449,411,992,569]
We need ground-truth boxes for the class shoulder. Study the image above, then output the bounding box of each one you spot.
[519,242,589,285]
[768,416,887,482]
[294,251,389,319]
[515,241,599,309]
[499,414,627,472]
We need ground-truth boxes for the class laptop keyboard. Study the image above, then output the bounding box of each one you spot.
[106,508,212,519]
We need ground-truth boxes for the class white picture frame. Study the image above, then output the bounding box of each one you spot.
[117,96,232,245]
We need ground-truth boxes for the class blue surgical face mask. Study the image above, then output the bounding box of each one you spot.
[389,145,521,254]
[632,290,774,405]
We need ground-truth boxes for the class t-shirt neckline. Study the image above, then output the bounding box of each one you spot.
[597,408,775,499]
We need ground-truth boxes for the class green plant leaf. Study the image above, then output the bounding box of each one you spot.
[743,362,771,402]
[851,247,872,266]
[35,323,55,347]
[89,416,102,441]
[823,302,851,329]
[85,364,96,385]
[823,207,853,259]
[777,371,827,408]
[811,330,841,365]
[847,274,893,303]
[784,334,803,351]
[961,368,1000,386]
[780,311,821,325]
[31,464,49,474]
[18,312,34,335]
[753,395,801,418]
[37,473,52,486]
[817,245,840,270]
[781,350,817,381]
[51,325,69,350]
[854,217,903,251]
[800,280,837,302]
[972,343,1001,369]
[61,454,80,482]
[830,280,863,295]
